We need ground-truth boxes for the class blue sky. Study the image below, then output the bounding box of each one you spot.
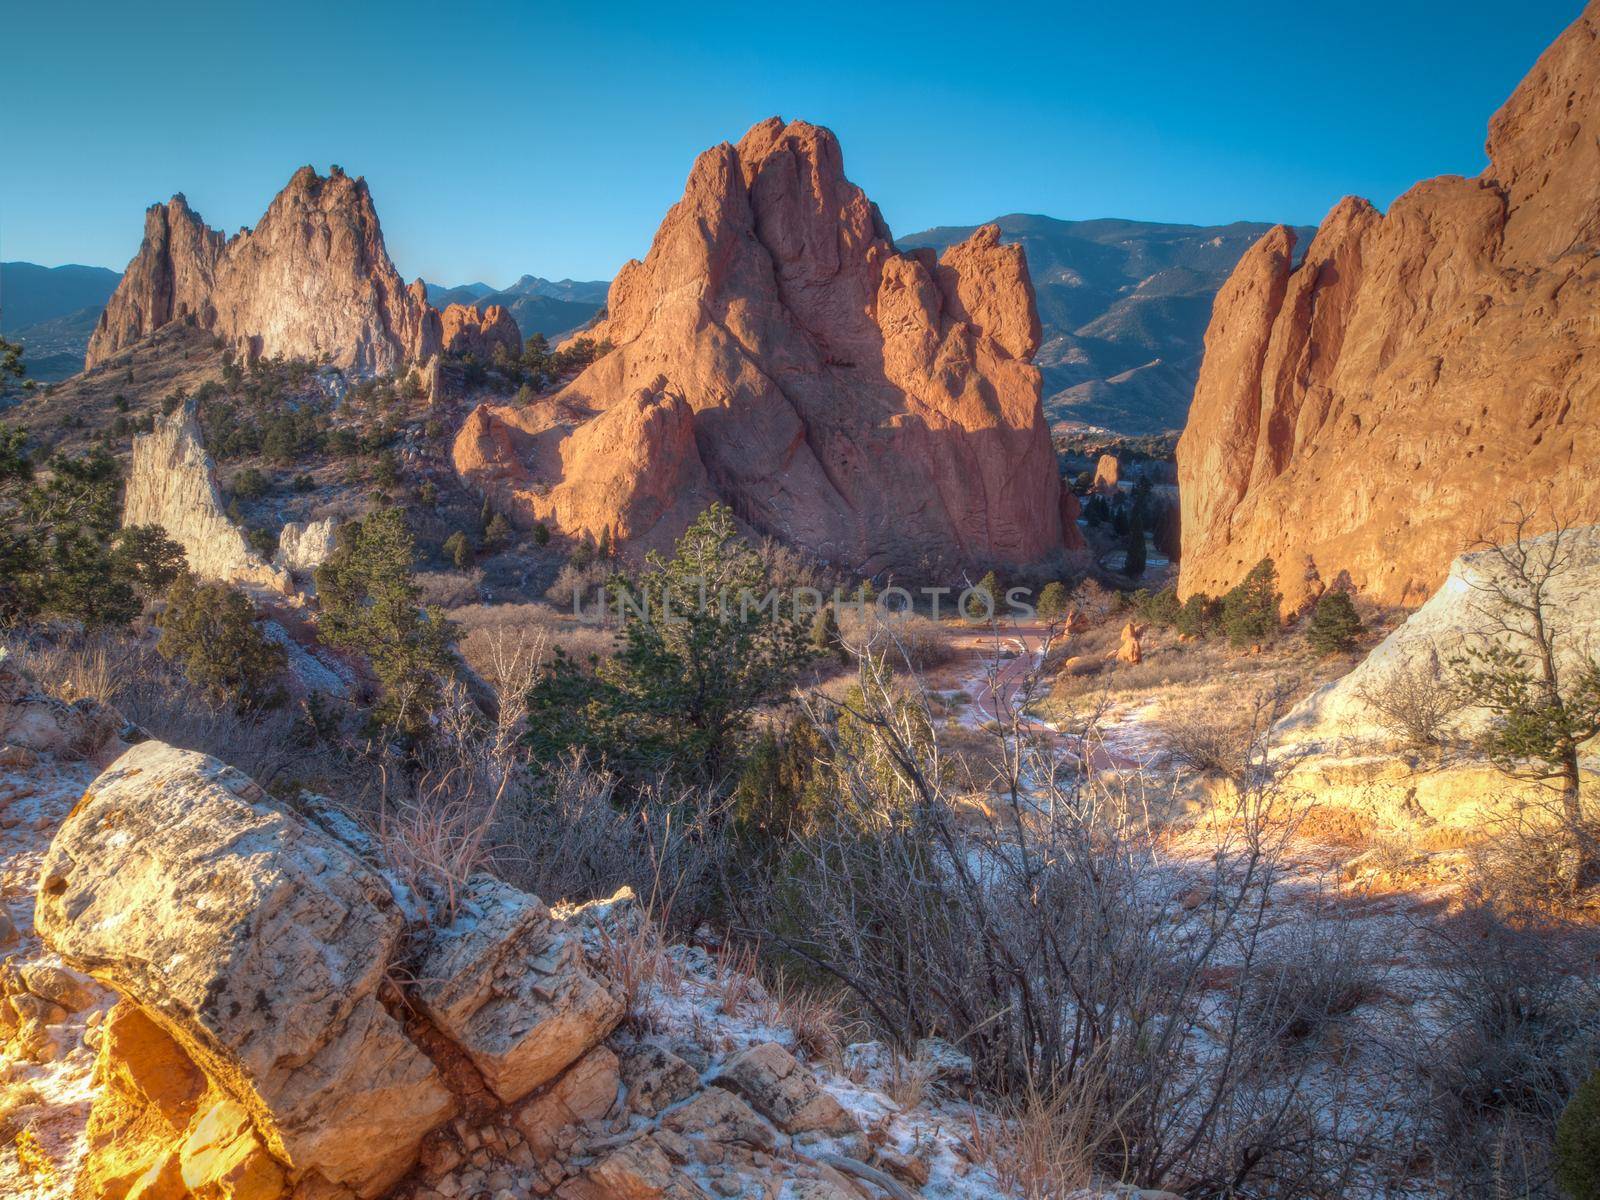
[5,0,1582,285]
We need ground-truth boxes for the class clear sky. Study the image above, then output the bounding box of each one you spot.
[5,0,1583,286]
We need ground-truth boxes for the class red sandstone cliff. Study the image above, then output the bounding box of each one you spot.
[1177,1,1600,611]
[454,117,1080,573]
[87,167,444,375]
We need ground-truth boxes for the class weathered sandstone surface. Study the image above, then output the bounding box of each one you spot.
[1177,2,1600,611]
[124,405,293,593]
[1279,525,1600,746]
[36,741,458,1196]
[275,517,338,577]
[455,117,1082,573]
[87,167,443,375]
[439,303,522,361]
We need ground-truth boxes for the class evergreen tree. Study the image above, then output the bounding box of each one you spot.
[316,510,458,739]
[965,570,1001,620]
[525,503,814,786]
[1306,589,1363,654]
[1219,558,1280,647]
[1036,580,1069,622]
[1123,508,1147,578]
[443,530,473,571]
[157,572,288,711]
[483,512,513,551]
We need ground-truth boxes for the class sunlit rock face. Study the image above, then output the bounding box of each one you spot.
[87,166,440,375]
[1177,1,1600,613]
[455,117,1083,573]
[123,404,293,593]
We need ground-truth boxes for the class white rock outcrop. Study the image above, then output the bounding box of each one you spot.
[1279,525,1600,746]
[123,406,292,593]
[274,517,337,576]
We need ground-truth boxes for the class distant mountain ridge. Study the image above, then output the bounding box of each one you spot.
[1,262,124,382]
[898,215,1317,435]
[426,275,608,341]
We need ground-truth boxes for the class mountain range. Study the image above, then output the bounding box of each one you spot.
[424,275,608,342]
[1,262,123,381]
[897,215,1317,435]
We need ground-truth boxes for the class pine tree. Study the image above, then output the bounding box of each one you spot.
[157,572,288,711]
[965,570,1001,620]
[443,530,473,571]
[525,503,814,786]
[1219,558,1280,647]
[316,509,458,739]
[1036,580,1069,622]
[1306,589,1363,654]
[1123,508,1147,578]
[483,512,513,551]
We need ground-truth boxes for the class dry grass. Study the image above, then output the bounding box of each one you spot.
[452,602,615,679]
[414,569,485,609]
[595,910,683,1034]
[0,1082,43,1147]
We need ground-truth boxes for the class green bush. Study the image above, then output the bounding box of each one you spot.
[231,467,269,499]
[964,570,1000,621]
[1557,1069,1600,1199]
[1307,589,1363,654]
[156,572,287,711]
[1137,586,1182,629]
[532,522,551,547]
[1036,580,1069,622]
[443,530,473,571]
[1175,592,1217,639]
[316,509,458,740]
[1219,558,1281,647]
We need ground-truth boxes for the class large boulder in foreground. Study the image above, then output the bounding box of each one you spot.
[455,117,1082,574]
[1176,2,1600,612]
[35,741,456,1197]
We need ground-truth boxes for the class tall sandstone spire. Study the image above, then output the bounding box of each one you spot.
[453,117,1081,574]
[1177,0,1600,612]
[86,167,443,375]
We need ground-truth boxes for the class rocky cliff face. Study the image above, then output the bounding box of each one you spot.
[87,167,441,376]
[1176,2,1600,611]
[455,118,1081,573]
[123,405,292,593]
[439,302,522,360]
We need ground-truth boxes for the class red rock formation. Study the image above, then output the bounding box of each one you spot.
[87,167,440,375]
[456,118,1082,573]
[1177,2,1600,612]
[1092,453,1120,495]
[440,303,522,360]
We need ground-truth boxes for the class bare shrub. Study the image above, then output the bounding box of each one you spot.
[1155,699,1259,780]
[594,908,682,1034]
[452,602,614,675]
[736,648,1382,1196]
[837,608,954,672]
[545,559,612,609]
[492,754,731,933]
[1244,904,1383,1043]
[1465,800,1600,919]
[1416,907,1600,1197]
[1355,650,1463,749]
[413,568,484,609]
